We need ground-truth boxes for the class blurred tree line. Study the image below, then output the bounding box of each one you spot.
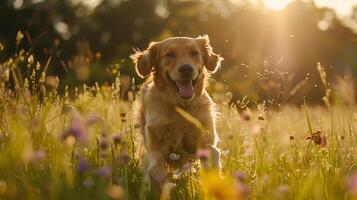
[0,0,356,105]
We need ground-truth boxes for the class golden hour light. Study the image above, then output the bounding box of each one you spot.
[263,0,293,10]
[1,0,357,199]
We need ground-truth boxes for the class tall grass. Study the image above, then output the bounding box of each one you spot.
[0,34,356,200]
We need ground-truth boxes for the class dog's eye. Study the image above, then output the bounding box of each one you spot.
[191,50,199,56]
[165,52,176,58]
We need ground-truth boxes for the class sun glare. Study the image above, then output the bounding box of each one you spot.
[264,0,293,10]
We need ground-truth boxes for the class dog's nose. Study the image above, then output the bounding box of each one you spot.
[179,64,193,74]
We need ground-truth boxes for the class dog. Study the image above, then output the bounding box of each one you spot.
[131,35,223,199]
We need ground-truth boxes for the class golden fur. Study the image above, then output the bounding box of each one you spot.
[131,35,223,198]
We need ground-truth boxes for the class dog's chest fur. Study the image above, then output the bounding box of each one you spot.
[140,84,215,164]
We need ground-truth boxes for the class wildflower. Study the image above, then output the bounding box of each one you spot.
[78,158,90,174]
[99,137,109,151]
[200,170,239,200]
[169,153,180,161]
[120,112,127,123]
[112,133,122,144]
[277,185,290,193]
[251,124,261,135]
[120,112,126,118]
[305,131,326,146]
[83,178,94,188]
[86,113,101,126]
[236,182,250,199]
[107,184,124,200]
[116,152,130,165]
[346,171,357,198]
[61,114,90,146]
[31,151,47,163]
[233,171,246,182]
[240,109,251,121]
[244,146,253,157]
[182,163,191,172]
[97,166,112,178]
[227,134,234,140]
[196,149,210,161]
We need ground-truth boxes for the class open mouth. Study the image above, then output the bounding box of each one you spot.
[166,72,198,100]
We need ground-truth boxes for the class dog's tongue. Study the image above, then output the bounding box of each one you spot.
[177,81,194,99]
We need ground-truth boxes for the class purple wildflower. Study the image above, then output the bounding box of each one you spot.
[112,133,122,145]
[234,170,246,182]
[97,166,112,178]
[276,185,290,194]
[83,178,94,188]
[61,114,90,145]
[346,171,357,197]
[99,137,109,150]
[117,152,130,165]
[86,114,101,126]
[78,158,90,174]
[31,151,47,163]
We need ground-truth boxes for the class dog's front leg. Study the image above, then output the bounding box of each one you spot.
[200,119,221,171]
[148,151,166,199]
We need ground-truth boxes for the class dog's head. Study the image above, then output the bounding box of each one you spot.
[131,35,223,100]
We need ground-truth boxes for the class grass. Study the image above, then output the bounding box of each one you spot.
[0,36,356,200]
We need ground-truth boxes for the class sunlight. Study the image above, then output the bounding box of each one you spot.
[263,0,293,10]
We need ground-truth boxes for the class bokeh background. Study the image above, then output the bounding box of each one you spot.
[1,0,357,105]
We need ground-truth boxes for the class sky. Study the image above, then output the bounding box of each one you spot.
[80,0,357,18]
[258,0,357,17]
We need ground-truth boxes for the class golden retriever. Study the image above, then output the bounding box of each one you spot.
[131,35,223,199]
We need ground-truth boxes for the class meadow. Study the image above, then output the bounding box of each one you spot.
[0,36,356,200]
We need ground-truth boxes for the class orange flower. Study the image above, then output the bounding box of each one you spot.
[305,131,326,146]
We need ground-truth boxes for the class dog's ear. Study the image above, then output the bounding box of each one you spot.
[196,35,223,73]
[130,42,159,78]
